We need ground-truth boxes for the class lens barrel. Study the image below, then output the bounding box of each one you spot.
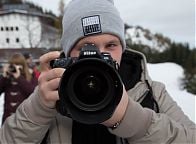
[58,58,123,124]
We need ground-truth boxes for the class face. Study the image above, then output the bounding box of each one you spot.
[26,57,33,64]
[70,34,123,64]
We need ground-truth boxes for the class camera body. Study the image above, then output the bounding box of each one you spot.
[51,44,123,124]
[6,64,18,78]
[50,45,118,70]
[8,64,17,73]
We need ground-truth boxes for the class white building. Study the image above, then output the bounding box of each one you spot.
[0,4,60,49]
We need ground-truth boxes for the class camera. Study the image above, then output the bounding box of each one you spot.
[8,64,17,73]
[6,64,17,77]
[51,44,123,124]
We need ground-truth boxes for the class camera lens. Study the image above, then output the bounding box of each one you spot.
[58,58,123,124]
[67,65,112,112]
[74,70,108,106]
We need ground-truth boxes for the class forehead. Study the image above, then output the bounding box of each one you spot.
[76,34,121,45]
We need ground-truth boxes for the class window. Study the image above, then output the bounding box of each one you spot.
[6,38,10,43]
[16,26,19,31]
[16,38,20,43]
[10,27,14,31]
[6,27,9,31]
[1,27,3,31]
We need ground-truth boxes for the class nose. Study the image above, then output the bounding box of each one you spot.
[97,46,105,53]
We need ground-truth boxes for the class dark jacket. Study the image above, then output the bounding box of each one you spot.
[0,74,38,124]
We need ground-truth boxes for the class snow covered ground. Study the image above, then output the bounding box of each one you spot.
[147,62,195,123]
[0,62,195,125]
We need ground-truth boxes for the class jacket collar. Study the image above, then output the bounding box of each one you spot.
[119,48,152,91]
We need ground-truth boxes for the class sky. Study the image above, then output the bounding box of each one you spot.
[24,0,195,48]
[0,62,195,125]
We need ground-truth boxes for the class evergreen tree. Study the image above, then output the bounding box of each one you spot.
[182,71,196,94]
[126,34,196,94]
[56,0,66,36]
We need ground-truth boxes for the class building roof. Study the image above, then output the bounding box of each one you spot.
[0,9,57,20]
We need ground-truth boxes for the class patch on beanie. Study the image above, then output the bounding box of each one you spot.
[82,15,102,36]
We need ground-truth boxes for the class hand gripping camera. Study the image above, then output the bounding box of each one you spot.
[50,44,123,124]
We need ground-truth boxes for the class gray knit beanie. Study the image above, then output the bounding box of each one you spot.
[61,0,125,57]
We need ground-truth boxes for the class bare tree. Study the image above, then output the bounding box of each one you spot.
[59,0,65,17]
[19,16,43,48]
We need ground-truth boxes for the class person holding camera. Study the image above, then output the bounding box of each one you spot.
[0,53,38,125]
[0,0,195,143]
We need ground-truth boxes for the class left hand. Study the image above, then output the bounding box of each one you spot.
[12,65,23,79]
[102,85,129,127]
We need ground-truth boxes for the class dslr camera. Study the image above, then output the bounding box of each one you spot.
[6,64,18,78]
[8,64,17,73]
[50,44,123,124]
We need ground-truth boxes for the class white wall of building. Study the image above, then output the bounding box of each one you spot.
[0,13,42,48]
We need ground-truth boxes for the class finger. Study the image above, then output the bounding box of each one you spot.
[39,51,61,71]
[39,90,59,108]
[38,79,60,101]
[3,64,9,72]
[42,90,59,102]
[38,68,65,83]
[48,91,59,101]
[46,77,61,92]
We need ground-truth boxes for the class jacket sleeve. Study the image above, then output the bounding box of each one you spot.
[0,76,9,94]
[109,82,196,144]
[0,87,57,144]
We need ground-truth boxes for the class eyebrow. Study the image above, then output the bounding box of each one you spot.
[78,39,121,46]
[107,39,121,44]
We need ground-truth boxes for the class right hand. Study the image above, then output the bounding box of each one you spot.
[2,64,9,78]
[3,64,22,79]
[38,51,65,108]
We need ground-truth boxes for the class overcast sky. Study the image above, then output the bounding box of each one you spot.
[26,0,195,48]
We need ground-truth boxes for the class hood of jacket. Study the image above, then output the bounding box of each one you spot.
[119,48,152,91]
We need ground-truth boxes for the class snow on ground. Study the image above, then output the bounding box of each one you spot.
[147,62,195,123]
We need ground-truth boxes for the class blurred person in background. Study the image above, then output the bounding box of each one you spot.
[0,64,3,77]
[23,52,41,79]
[0,53,38,125]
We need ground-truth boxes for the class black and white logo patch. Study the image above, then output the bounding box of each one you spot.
[82,15,102,36]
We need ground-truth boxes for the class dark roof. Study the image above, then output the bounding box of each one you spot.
[2,3,30,11]
[0,9,57,20]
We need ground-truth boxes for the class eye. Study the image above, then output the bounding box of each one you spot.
[106,43,118,49]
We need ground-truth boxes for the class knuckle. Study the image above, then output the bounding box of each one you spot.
[53,68,64,78]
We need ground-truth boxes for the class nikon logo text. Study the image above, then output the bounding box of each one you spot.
[84,51,97,55]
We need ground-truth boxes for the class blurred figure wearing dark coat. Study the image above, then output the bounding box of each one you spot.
[0,53,38,125]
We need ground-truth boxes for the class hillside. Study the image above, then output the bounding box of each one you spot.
[125,25,172,52]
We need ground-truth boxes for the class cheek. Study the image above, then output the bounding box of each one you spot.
[113,54,121,64]
[111,50,122,65]
[70,50,80,57]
